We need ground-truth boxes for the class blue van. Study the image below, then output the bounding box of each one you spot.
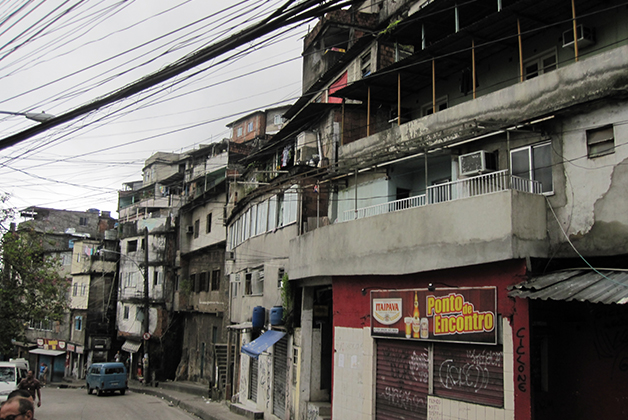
[86,362,127,396]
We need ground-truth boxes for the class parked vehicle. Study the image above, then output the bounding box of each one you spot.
[85,362,127,396]
[0,362,29,401]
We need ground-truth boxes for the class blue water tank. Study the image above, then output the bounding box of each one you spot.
[252,306,265,329]
[270,306,284,326]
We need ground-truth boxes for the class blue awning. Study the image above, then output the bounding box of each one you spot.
[241,330,285,359]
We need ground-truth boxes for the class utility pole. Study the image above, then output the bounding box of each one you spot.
[143,227,150,385]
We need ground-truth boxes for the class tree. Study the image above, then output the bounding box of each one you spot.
[0,196,68,356]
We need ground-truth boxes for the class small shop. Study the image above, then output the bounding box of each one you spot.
[30,339,67,383]
[371,287,503,419]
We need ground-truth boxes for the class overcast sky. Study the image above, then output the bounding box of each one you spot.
[0,0,309,219]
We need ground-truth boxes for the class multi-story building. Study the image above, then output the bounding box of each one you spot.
[15,206,116,382]
[69,232,118,379]
[174,141,233,398]
[117,152,182,382]
[227,1,628,420]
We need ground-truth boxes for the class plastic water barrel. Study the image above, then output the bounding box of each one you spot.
[252,306,265,329]
[270,306,284,325]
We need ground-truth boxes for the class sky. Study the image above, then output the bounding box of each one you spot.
[0,0,310,219]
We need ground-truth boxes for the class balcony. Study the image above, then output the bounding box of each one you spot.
[342,170,542,222]
[290,177,548,279]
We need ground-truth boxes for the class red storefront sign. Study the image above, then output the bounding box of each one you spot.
[371,287,497,344]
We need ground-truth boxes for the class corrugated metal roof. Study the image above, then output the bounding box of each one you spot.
[508,269,628,305]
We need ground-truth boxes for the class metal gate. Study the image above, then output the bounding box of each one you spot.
[376,340,430,420]
[249,357,258,402]
[273,337,288,418]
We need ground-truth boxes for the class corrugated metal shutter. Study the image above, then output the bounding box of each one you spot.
[273,337,288,418]
[432,343,504,407]
[249,357,258,402]
[376,340,430,420]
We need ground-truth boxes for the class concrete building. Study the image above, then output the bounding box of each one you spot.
[174,141,233,398]
[69,233,118,379]
[227,1,628,419]
[16,206,116,382]
[117,152,182,382]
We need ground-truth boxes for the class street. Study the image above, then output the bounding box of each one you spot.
[34,386,197,420]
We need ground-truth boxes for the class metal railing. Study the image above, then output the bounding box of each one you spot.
[343,170,542,222]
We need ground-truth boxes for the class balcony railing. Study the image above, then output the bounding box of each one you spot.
[342,170,542,222]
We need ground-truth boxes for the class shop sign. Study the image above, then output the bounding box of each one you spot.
[67,344,75,352]
[76,346,84,354]
[371,287,497,345]
[36,338,66,350]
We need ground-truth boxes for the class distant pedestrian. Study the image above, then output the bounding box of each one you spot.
[114,351,121,363]
[17,370,42,408]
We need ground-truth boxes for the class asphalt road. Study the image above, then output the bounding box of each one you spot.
[35,386,197,420]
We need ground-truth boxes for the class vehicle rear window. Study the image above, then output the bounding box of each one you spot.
[105,367,124,374]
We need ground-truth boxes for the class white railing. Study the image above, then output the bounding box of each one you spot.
[342,170,542,222]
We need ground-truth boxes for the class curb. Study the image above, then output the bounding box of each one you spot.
[129,386,226,420]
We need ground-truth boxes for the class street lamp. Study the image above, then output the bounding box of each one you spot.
[0,110,55,123]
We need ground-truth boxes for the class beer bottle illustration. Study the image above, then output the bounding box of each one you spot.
[412,291,420,338]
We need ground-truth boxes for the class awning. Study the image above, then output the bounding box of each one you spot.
[241,330,286,360]
[508,269,628,305]
[29,349,65,356]
[121,340,142,354]
[228,321,252,330]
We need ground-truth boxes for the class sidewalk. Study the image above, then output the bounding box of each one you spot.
[60,378,252,420]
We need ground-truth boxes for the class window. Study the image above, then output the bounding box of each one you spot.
[237,126,243,137]
[79,217,88,226]
[278,267,285,288]
[524,50,557,80]
[154,271,159,286]
[194,219,200,239]
[211,269,221,291]
[123,306,130,320]
[274,114,283,125]
[127,240,138,253]
[206,213,212,233]
[73,283,78,296]
[247,121,254,133]
[191,274,198,293]
[245,272,252,295]
[511,142,553,193]
[587,125,615,158]
[200,272,209,292]
[361,51,371,77]
[74,316,83,331]
[422,97,448,116]
[212,327,218,344]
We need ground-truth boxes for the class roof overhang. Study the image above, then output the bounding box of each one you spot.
[508,269,628,305]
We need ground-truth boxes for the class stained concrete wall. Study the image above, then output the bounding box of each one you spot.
[290,190,547,279]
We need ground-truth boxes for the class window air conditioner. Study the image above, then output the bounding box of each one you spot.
[458,150,497,176]
[563,25,594,49]
[186,225,194,234]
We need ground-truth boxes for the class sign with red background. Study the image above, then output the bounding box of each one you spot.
[371,287,497,344]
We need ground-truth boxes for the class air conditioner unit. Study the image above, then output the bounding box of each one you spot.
[458,150,497,176]
[563,25,594,49]
[226,251,235,261]
[185,225,194,234]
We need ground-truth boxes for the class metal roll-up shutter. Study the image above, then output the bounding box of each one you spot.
[376,339,430,420]
[432,342,504,407]
[249,357,258,402]
[273,337,288,418]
